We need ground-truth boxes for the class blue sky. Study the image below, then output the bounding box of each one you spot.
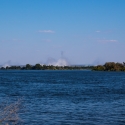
[0,0,125,65]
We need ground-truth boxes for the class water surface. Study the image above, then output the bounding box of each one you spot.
[0,70,125,125]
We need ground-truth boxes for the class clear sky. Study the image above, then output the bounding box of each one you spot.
[0,0,125,66]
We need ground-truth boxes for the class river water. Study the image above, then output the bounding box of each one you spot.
[0,70,125,125]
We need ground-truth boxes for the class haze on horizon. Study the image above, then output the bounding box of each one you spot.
[0,0,125,66]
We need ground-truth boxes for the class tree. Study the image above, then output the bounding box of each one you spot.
[93,62,125,71]
[104,62,116,71]
[6,66,9,70]
[25,64,32,70]
[1,67,5,70]
[34,64,42,70]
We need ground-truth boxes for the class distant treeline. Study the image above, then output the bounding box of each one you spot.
[0,64,93,70]
[1,62,125,71]
[93,62,125,71]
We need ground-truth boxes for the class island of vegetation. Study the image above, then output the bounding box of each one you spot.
[0,64,93,70]
[0,62,125,71]
[92,62,125,71]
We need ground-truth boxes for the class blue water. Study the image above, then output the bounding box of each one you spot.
[0,70,125,125]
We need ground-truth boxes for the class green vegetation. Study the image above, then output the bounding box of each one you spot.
[1,62,125,71]
[93,62,125,71]
[0,64,93,70]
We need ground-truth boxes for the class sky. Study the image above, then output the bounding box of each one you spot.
[0,0,125,66]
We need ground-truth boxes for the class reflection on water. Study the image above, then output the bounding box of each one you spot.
[0,71,125,125]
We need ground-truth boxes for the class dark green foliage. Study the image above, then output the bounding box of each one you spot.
[6,66,21,70]
[93,62,125,71]
[1,62,124,71]
[92,65,105,71]
[34,64,42,70]
[25,64,32,70]
[0,64,92,70]
[0,67,5,70]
